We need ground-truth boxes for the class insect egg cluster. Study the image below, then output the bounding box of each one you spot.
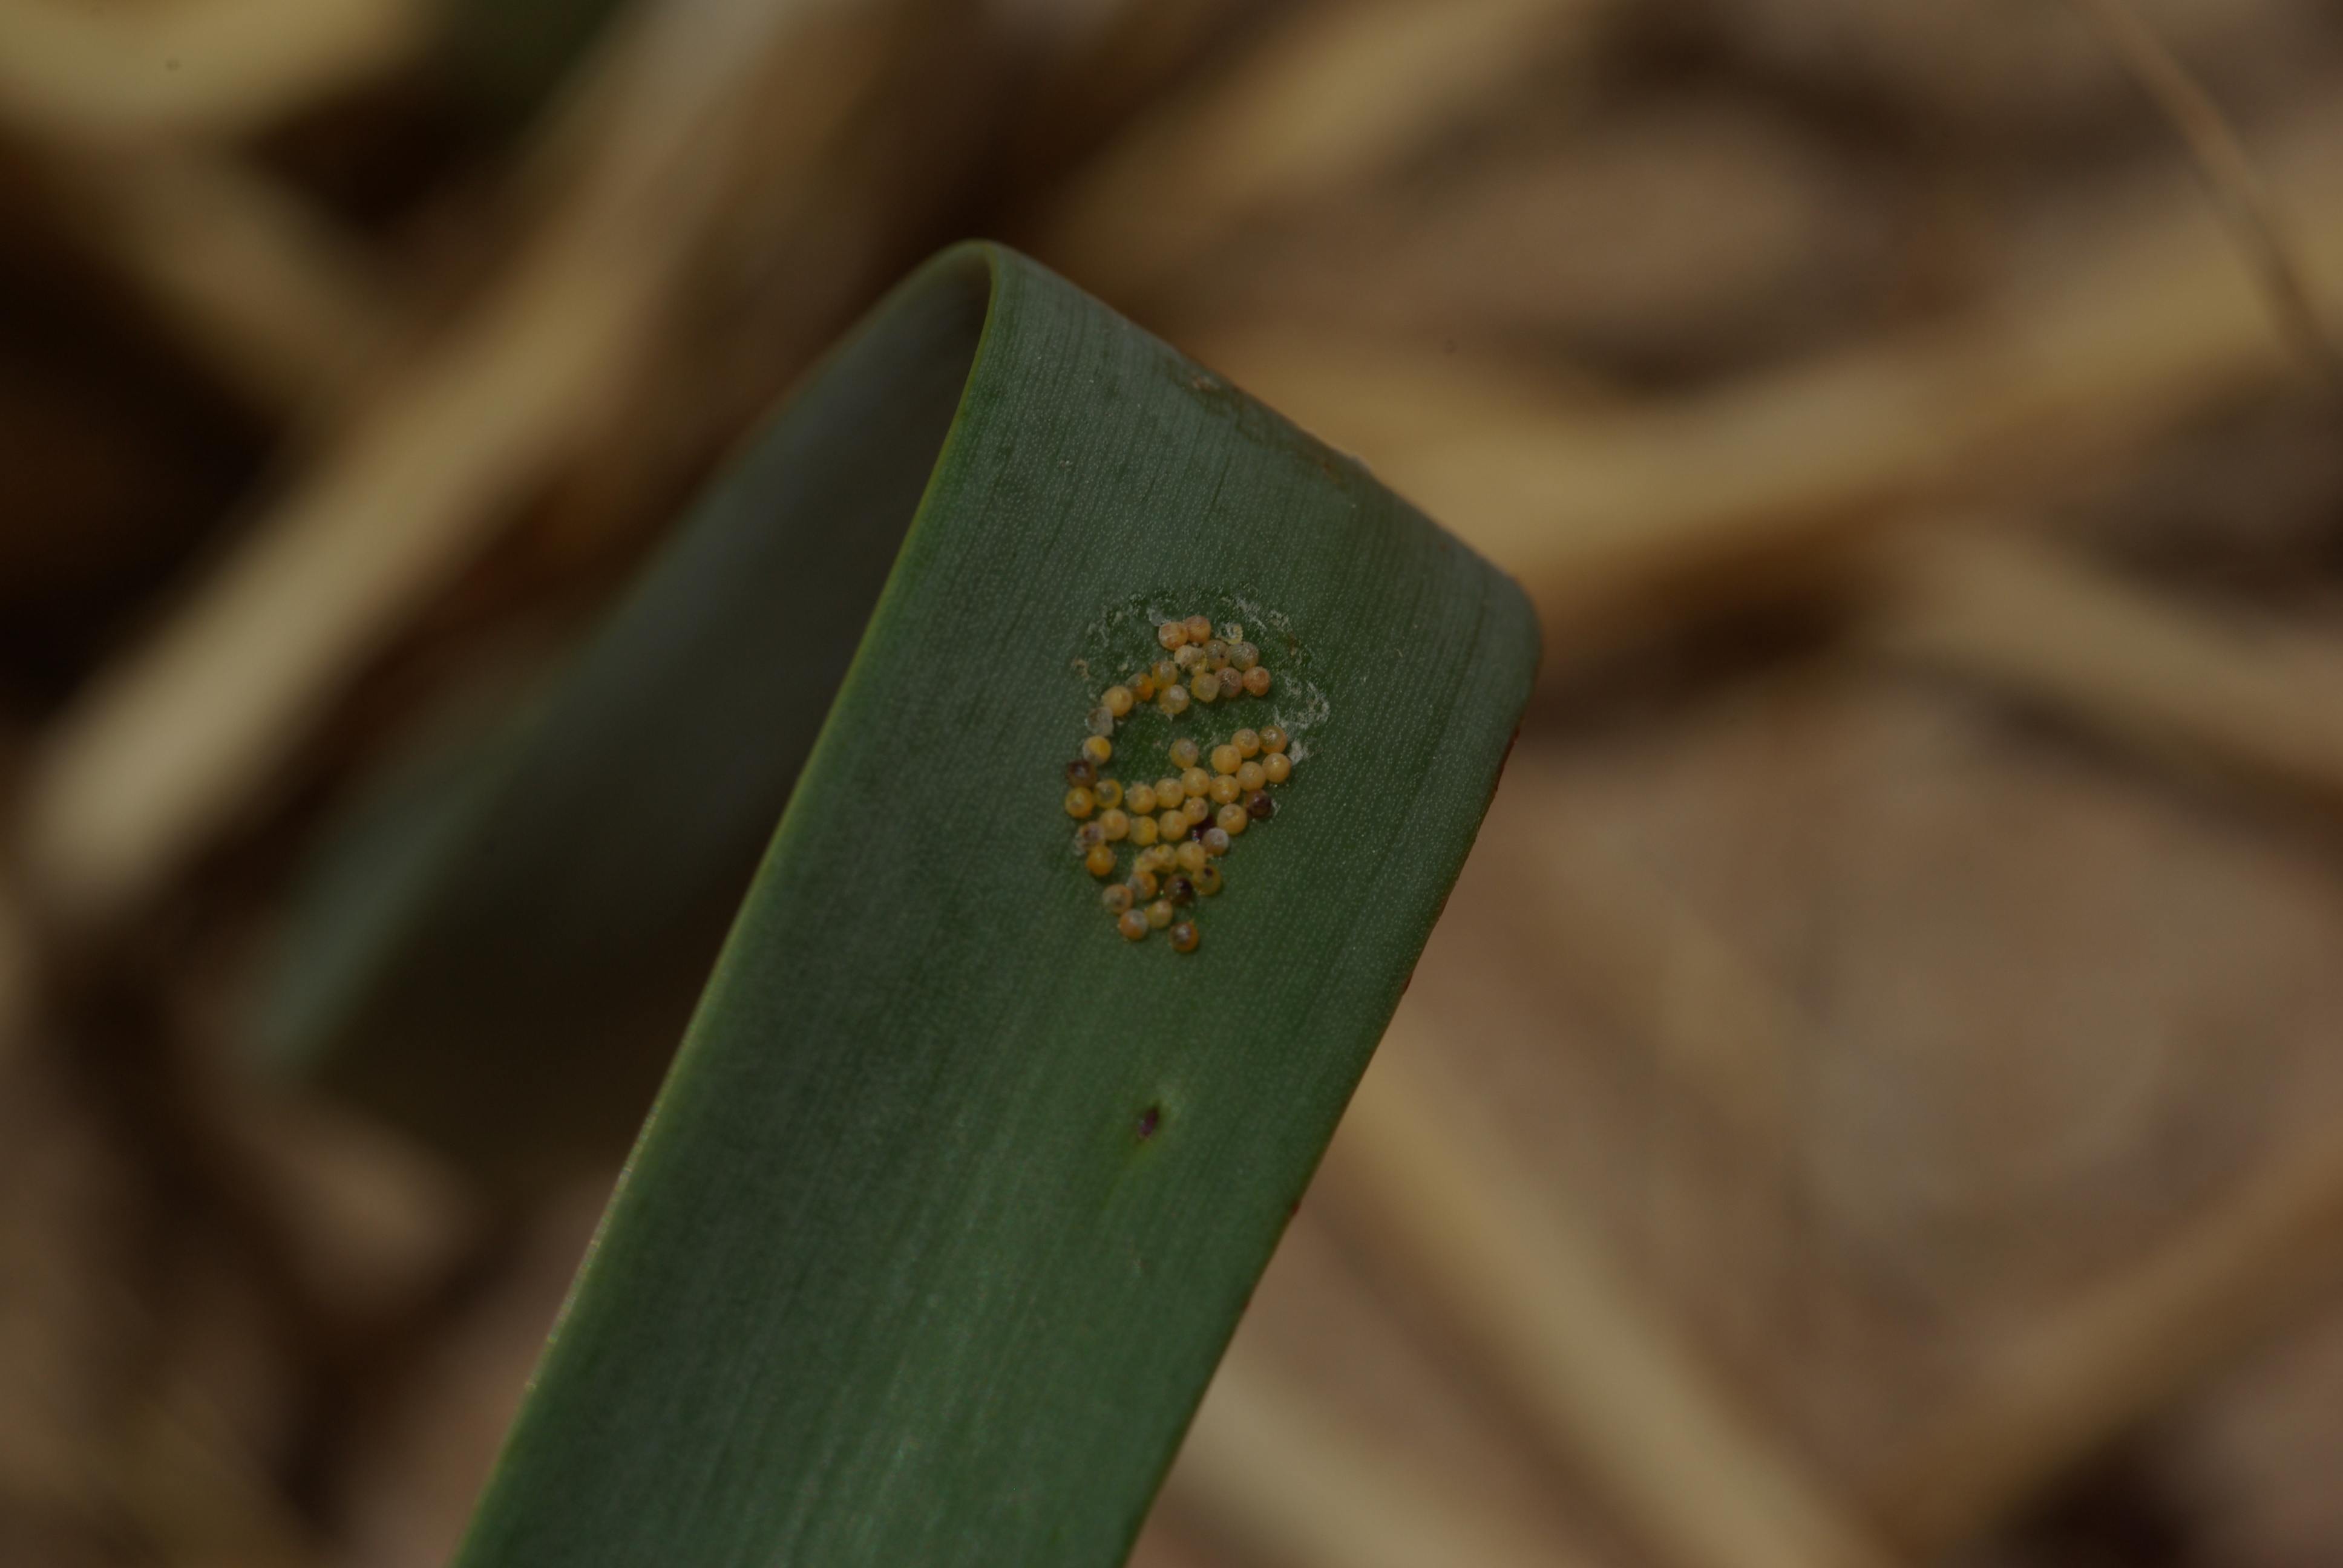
[1061,614,1297,954]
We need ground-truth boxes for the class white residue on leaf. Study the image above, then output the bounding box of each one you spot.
[1083,592,1331,751]
[1228,595,1327,750]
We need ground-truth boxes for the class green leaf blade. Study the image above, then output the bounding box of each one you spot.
[354,243,1534,1567]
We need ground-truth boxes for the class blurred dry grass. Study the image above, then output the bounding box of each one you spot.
[3,0,2343,1565]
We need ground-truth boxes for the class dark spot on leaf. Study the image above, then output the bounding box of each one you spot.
[1136,1105,1161,1141]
